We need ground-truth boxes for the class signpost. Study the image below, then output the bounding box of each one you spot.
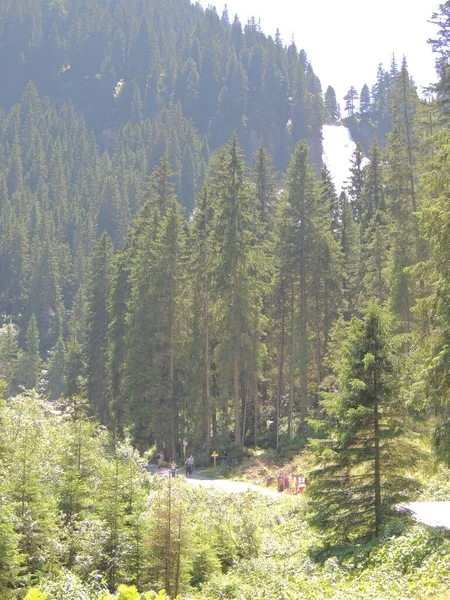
[211,451,218,470]
[183,440,188,457]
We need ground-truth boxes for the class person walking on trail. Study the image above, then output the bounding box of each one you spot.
[156,450,164,469]
[188,454,194,476]
[298,473,307,494]
[185,455,190,477]
[221,452,228,468]
[277,473,285,493]
[170,460,177,477]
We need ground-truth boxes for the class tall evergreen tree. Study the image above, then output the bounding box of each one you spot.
[324,86,339,123]
[0,323,19,395]
[429,1,450,118]
[20,315,41,390]
[210,135,262,446]
[419,128,450,465]
[84,233,114,425]
[359,140,389,306]
[308,305,414,542]
[278,141,317,434]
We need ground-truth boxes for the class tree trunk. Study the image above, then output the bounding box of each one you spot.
[275,286,286,448]
[169,280,176,459]
[232,250,241,446]
[299,240,308,430]
[288,278,295,440]
[315,282,321,406]
[254,378,258,448]
[165,475,172,594]
[204,275,211,458]
[373,371,382,536]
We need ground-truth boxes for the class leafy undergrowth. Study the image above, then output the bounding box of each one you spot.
[24,483,450,600]
[193,495,450,600]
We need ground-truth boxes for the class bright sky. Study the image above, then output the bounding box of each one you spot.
[196,0,438,103]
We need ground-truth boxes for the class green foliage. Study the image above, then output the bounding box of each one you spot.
[24,590,48,600]
[1,4,450,600]
[307,305,416,542]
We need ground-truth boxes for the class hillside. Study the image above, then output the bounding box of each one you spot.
[0,0,324,169]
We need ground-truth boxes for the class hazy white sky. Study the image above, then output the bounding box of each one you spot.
[197,0,438,102]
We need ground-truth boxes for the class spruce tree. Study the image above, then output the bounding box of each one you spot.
[84,233,114,425]
[419,128,450,465]
[126,165,187,454]
[324,86,339,123]
[308,305,414,542]
[210,135,262,446]
[0,323,19,395]
[47,336,66,400]
[359,140,389,307]
[283,141,317,433]
[385,61,421,335]
[188,185,214,457]
[20,314,41,390]
[429,1,450,118]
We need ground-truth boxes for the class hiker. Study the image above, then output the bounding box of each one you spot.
[291,474,297,494]
[221,451,228,468]
[170,460,177,477]
[157,450,164,469]
[298,473,307,494]
[277,473,285,493]
[185,455,190,477]
[188,454,194,476]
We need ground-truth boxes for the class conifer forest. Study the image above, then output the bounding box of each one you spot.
[1,1,450,598]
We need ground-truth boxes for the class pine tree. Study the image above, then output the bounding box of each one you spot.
[2,392,60,583]
[0,323,19,395]
[84,233,114,425]
[0,384,23,597]
[109,251,131,437]
[47,336,66,400]
[339,191,361,321]
[188,186,214,457]
[149,477,190,597]
[385,61,421,336]
[324,86,339,123]
[428,1,450,118]
[419,128,450,465]
[359,84,372,115]
[210,135,262,446]
[252,143,276,226]
[359,140,389,306]
[343,86,358,117]
[126,164,187,454]
[346,142,366,223]
[283,141,317,433]
[20,315,41,390]
[308,305,415,542]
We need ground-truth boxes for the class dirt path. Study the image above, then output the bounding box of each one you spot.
[147,466,450,525]
[399,502,450,529]
[147,465,279,497]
